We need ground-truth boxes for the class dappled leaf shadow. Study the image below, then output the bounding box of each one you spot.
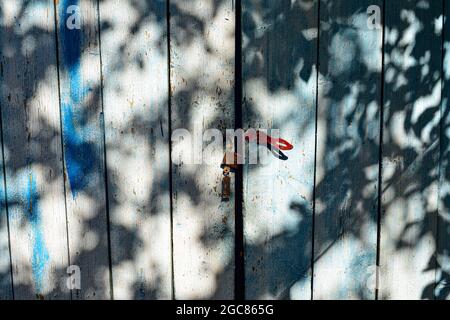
[0,0,448,300]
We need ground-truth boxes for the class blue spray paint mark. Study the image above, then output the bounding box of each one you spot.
[59,0,95,197]
[26,173,49,295]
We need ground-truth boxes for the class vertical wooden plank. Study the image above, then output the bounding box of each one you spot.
[0,5,12,295]
[436,0,449,300]
[170,0,235,299]
[0,0,70,299]
[314,0,383,299]
[56,0,110,299]
[0,124,12,299]
[99,0,172,299]
[380,0,442,299]
[242,0,318,299]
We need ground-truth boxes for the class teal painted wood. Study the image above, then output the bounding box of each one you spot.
[0,124,12,300]
[437,0,450,300]
[313,0,383,300]
[242,0,318,300]
[170,0,235,299]
[0,0,70,299]
[55,0,111,299]
[99,0,172,299]
[380,0,442,299]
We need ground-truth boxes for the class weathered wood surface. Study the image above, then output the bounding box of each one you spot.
[0,117,11,299]
[56,0,110,300]
[0,0,70,299]
[242,0,318,300]
[437,0,449,300]
[170,0,235,299]
[99,0,172,299]
[313,0,383,300]
[380,0,442,300]
[0,0,447,300]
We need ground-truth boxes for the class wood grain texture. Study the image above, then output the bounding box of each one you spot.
[436,0,449,300]
[242,0,318,300]
[313,0,383,300]
[55,0,110,300]
[0,0,448,301]
[380,0,442,300]
[170,0,235,299]
[99,0,172,299]
[0,126,12,300]
[0,0,70,299]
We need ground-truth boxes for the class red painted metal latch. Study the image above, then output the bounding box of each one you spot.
[221,130,293,201]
